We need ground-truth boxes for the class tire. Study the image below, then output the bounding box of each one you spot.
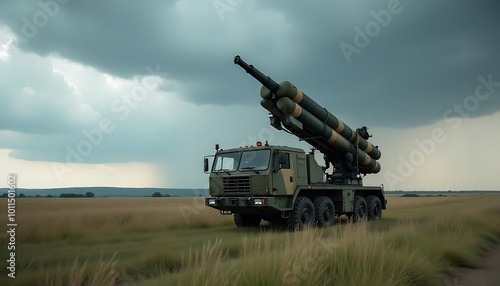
[352,196,368,222]
[233,213,261,227]
[366,195,382,220]
[287,196,315,230]
[313,196,335,227]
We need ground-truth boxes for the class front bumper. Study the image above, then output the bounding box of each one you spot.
[205,196,282,214]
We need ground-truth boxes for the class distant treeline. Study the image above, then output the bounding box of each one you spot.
[1,193,54,198]
[1,188,496,198]
[150,191,199,197]
[0,187,208,197]
[401,193,449,197]
[0,191,186,198]
[1,192,96,198]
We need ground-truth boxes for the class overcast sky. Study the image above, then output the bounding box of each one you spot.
[0,0,499,191]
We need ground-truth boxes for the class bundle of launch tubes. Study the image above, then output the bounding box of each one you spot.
[234,55,381,174]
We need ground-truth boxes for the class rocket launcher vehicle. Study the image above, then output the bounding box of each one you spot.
[234,55,381,175]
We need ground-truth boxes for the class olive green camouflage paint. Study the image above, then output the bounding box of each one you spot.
[208,146,305,197]
[275,81,381,160]
[260,86,273,100]
[207,56,386,218]
[273,164,295,195]
[276,97,381,173]
[209,172,270,196]
[206,146,385,213]
[342,190,354,212]
[260,98,278,113]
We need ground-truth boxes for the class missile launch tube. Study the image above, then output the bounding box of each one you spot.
[260,98,275,112]
[234,55,279,93]
[260,86,273,100]
[276,97,381,173]
[275,81,381,160]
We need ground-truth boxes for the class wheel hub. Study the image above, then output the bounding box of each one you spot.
[324,208,331,220]
[301,209,310,222]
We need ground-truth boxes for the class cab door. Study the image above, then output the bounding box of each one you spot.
[272,151,296,195]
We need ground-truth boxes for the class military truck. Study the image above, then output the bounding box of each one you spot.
[204,55,386,230]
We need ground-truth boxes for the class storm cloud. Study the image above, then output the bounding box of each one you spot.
[0,0,498,127]
[0,0,499,189]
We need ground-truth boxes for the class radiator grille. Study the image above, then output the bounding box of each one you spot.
[223,176,250,193]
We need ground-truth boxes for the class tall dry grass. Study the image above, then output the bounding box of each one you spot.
[0,198,233,243]
[1,194,499,285]
[13,253,119,286]
[159,208,500,286]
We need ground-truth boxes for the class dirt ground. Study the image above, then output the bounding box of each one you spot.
[452,245,500,286]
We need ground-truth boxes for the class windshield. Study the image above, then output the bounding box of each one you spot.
[212,149,271,173]
[239,150,271,171]
[212,151,241,172]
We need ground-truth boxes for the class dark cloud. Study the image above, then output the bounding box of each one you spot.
[0,49,99,134]
[0,0,499,131]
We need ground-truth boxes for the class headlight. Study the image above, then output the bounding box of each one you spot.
[253,198,265,205]
[207,198,217,205]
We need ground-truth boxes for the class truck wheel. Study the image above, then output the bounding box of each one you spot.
[287,196,315,230]
[366,195,382,220]
[313,196,335,227]
[234,213,261,227]
[353,196,368,222]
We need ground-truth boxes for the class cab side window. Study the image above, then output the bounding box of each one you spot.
[274,152,290,170]
[279,152,290,169]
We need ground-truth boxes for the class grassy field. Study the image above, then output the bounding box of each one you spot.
[0,194,499,285]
